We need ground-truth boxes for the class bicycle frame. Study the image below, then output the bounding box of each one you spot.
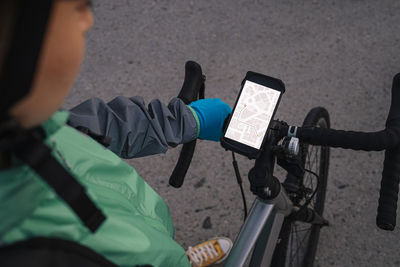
[224,188,293,267]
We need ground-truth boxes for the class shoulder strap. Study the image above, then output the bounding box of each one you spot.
[0,121,106,233]
[0,237,153,267]
[0,237,119,267]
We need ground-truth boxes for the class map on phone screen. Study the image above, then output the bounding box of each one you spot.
[224,80,280,149]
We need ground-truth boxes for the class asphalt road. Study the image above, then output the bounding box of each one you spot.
[65,1,400,266]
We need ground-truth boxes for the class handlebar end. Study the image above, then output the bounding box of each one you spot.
[376,222,395,231]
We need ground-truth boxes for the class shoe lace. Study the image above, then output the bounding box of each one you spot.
[187,241,219,266]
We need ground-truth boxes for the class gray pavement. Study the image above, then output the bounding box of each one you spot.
[64,1,400,266]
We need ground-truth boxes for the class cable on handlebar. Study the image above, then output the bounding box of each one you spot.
[232,152,248,221]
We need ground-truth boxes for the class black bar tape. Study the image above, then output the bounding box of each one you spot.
[386,73,400,128]
[169,140,196,188]
[169,61,204,188]
[377,147,400,230]
[296,127,400,151]
[377,73,400,230]
[177,61,204,105]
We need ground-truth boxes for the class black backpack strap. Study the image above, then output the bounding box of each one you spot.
[13,128,106,232]
[0,237,153,267]
[0,120,106,233]
[0,237,119,267]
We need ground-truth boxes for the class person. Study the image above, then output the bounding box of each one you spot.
[0,1,233,267]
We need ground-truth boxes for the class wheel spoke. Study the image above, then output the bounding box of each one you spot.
[289,223,295,267]
[274,110,329,267]
[294,224,301,266]
[289,222,312,266]
[310,145,318,172]
[292,226,312,233]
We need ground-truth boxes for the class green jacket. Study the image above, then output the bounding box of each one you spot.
[0,104,196,266]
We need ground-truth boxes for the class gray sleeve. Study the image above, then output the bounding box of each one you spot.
[67,96,198,159]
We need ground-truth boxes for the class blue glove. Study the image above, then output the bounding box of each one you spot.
[188,98,232,141]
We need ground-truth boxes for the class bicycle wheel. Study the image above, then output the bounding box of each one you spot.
[271,107,330,267]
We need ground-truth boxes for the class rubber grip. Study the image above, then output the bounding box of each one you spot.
[169,61,204,188]
[377,73,400,230]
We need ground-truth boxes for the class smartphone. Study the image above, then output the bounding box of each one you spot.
[220,71,285,159]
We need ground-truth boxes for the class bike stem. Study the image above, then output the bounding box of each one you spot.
[248,122,284,200]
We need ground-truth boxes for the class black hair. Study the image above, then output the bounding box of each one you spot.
[0,0,54,119]
[0,2,18,169]
[0,1,18,78]
[0,1,55,169]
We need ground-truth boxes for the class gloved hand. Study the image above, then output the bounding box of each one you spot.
[188,98,232,141]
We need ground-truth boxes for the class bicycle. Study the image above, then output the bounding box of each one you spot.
[170,61,400,266]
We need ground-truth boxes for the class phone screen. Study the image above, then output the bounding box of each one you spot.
[224,80,281,149]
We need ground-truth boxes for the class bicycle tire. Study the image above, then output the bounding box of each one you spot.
[271,107,330,267]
